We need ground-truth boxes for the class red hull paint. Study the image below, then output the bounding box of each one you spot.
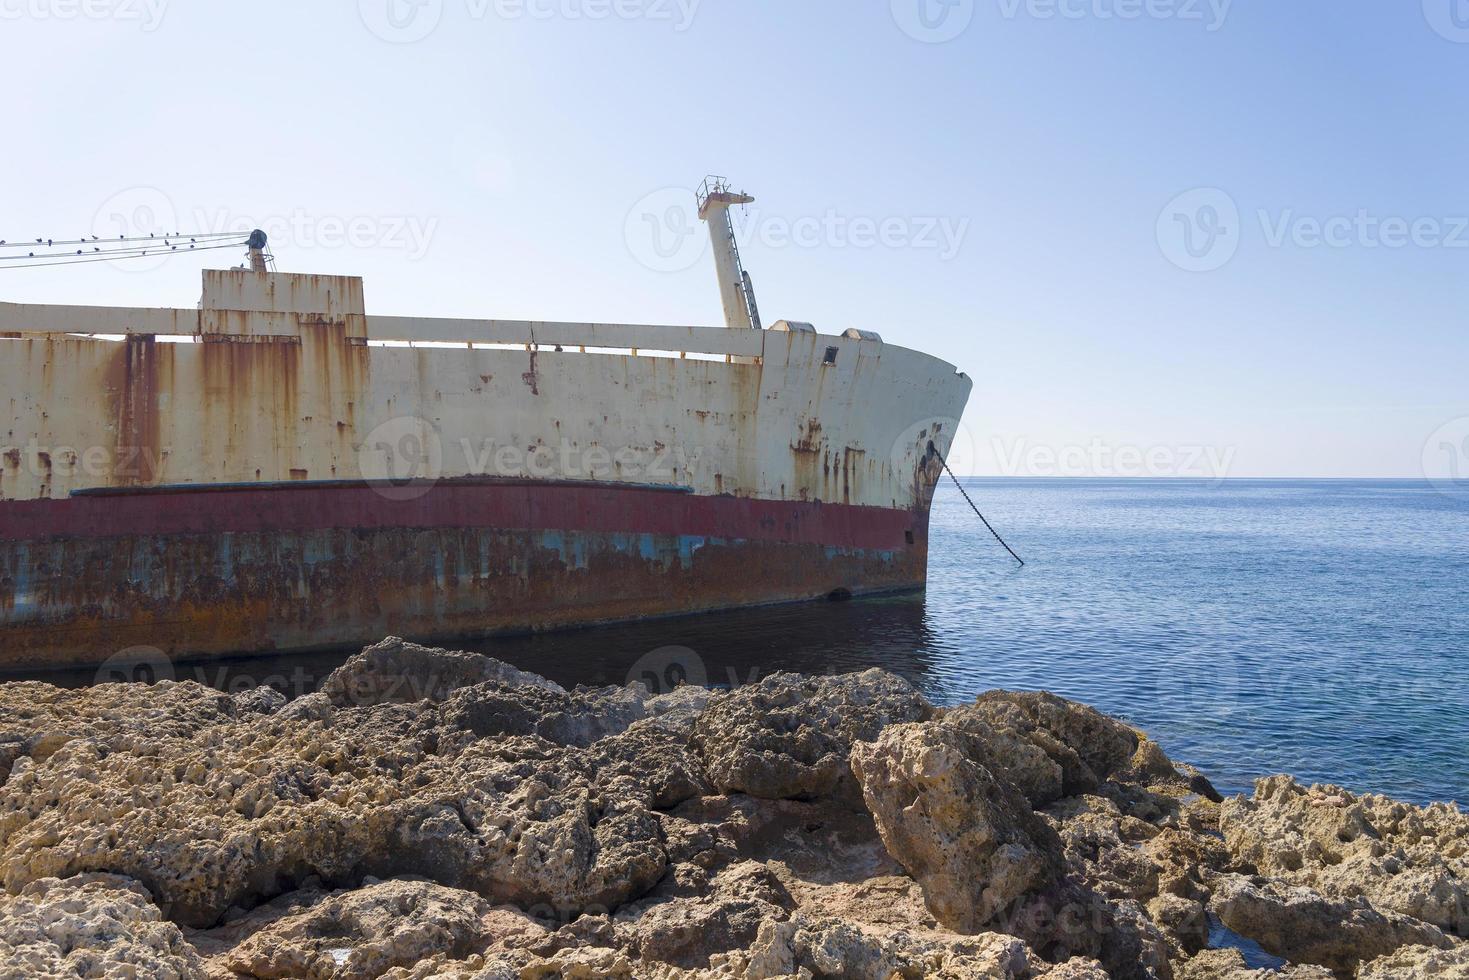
[0,480,918,550]
[0,480,931,671]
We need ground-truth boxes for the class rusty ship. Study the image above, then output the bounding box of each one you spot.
[0,180,972,671]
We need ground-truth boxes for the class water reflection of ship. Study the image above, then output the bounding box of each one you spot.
[469,592,949,695]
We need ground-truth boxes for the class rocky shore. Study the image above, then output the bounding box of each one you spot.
[0,638,1464,979]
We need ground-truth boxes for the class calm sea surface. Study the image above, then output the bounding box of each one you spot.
[21,479,1469,806]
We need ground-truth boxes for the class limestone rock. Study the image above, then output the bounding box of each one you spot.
[941,691,1140,807]
[0,705,667,926]
[1035,959,1112,979]
[320,636,564,708]
[713,913,1037,980]
[232,685,289,716]
[0,678,236,783]
[199,878,507,979]
[3,645,1464,980]
[617,861,796,967]
[692,669,933,802]
[1147,892,1209,956]
[1045,794,1161,901]
[848,720,1063,932]
[437,680,649,748]
[642,685,719,738]
[1209,873,1452,974]
[1355,942,1469,978]
[0,873,205,979]
[1170,948,1333,979]
[1220,775,1469,937]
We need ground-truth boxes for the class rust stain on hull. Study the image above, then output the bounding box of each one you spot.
[0,481,933,672]
[0,526,927,673]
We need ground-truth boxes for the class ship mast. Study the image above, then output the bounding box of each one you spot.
[697,177,762,330]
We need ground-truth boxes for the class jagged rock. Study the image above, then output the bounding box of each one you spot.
[940,691,1140,807]
[436,680,649,748]
[1144,828,1230,902]
[1209,873,1452,975]
[0,678,236,783]
[642,685,719,738]
[617,861,796,967]
[2,643,1465,980]
[232,685,289,716]
[692,669,933,802]
[849,720,1171,979]
[848,720,1063,932]
[713,912,1038,979]
[196,878,507,979]
[0,873,205,979]
[1035,959,1112,979]
[583,721,713,810]
[1146,892,1209,956]
[376,947,704,979]
[1355,942,1469,978]
[1170,948,1333,979]
[1045,794,1161,900]
[320,636,564,707]
[1220,775,1469,937]
[0,704,667,926]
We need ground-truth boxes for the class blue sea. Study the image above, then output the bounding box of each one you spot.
[24,479,1469,806]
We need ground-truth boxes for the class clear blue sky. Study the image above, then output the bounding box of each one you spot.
[3,1,1465,478]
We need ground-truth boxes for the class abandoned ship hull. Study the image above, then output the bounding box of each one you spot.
[0,480,930,671]
[0,268,971,671]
